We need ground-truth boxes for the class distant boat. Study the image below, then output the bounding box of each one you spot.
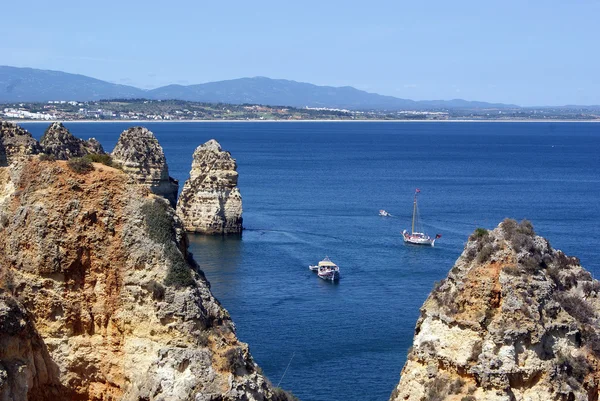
[309,256,340,281]
[402,189,441,246]
[379,209,391,217]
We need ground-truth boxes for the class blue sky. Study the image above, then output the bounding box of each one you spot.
[2,0,599,106]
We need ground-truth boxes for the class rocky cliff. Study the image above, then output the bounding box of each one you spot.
[176,139,242,235]
[40,122,105,159]
[0,128,292,400]
[390,219,600,401]
[0,121,42,166]
[111,127,178,207]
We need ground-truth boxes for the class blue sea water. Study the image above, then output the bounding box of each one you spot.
[24,121,600,401]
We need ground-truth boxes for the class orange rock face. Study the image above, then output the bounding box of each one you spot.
[0,157,287,401]
[390,220,600,401]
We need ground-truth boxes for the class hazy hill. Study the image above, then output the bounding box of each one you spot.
[0,66,145,102]
[0,66,517,110]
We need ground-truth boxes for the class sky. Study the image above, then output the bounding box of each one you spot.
[2,0,599,106]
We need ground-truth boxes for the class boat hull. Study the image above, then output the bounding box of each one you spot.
[318,271,340,281]
[402,230,435,246]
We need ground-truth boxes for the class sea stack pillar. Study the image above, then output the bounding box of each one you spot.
[176,139,243,235]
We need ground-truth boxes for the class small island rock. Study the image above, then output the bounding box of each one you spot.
[177,139,242,235]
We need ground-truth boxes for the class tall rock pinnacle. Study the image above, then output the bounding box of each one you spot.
[176,139,243,235]
[111,126,178,207]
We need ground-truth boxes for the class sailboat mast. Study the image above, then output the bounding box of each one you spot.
[412,192,417,234]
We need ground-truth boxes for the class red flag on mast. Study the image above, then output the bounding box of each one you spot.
[415,188,421,193]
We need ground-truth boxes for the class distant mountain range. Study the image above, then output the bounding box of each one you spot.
[0,65,518,110]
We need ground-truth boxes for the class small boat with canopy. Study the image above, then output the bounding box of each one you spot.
[309,256,340,281]
[402,189,441,246]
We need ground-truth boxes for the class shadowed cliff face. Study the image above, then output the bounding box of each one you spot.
[176,139,243,235]
[0,157,290,401]
[390,219,600,401]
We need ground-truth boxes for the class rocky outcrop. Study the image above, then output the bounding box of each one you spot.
[111,127,178,207]
[40,122,105,159]
[0,121,41,166]
[177,139,242,235]
[0,158,291,401]
[390,219,600,401]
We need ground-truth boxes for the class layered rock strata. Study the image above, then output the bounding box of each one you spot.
[40,122,105,159]
[0,156,291,401]
[177,139,242,235]
[0,121,41,166]
[390,219,600,401]
[111,127,178,207]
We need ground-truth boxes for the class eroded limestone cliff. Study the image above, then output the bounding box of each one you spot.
[40,122,105,159]
[111,127,178,207]
[0,135,291,400]
[390,220,600,401]
[176,139,242,235]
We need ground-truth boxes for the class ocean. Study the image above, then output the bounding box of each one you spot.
[24,121,600,401]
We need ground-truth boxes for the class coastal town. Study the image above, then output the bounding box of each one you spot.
[2,99,599,122]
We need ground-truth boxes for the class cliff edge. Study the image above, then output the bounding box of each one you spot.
[390,219,600,401]
[176,139,242,235]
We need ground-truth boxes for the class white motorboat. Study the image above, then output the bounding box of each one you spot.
[310,256,340,281]
[379,209,391,217]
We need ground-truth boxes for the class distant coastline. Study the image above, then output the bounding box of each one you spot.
[11,119,600,124]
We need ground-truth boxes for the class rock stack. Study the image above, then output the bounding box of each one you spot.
[111,126,178,207]
[40,122,105,159]
[390,219,600,401]
[0,121,41,166]
[177,139,243,235]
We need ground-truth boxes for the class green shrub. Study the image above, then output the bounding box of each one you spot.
[83,153,113,166]
[469,227,489,241]
[556,294,595,324]
[501,218,535,252]
[141,200,194,288]
[143,280,165,301]
[164,245,195,288]
[555,252,580,269]
[197,330,210,347]
[425,376,460,401]
[141,201,174,244]
[223,347,245,374]
[39,153,56,162]
[521,255,542,273]
[503,265,520,276]
[476,243,495,264]
[582,281,600,296]
[67,157,93,174]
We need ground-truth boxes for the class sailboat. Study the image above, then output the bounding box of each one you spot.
[402,189,441,246]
